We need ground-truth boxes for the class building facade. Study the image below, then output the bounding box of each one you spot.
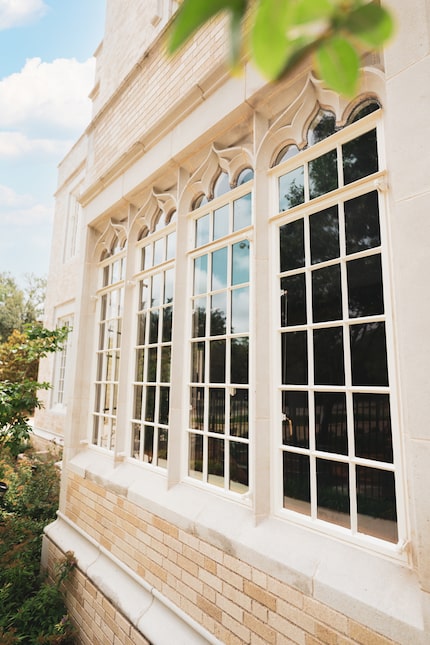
[37,1,430,643]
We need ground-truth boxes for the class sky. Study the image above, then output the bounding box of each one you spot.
[0,0,106,285]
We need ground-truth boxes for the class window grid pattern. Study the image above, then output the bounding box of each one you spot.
[52,317,73,406]
[189,187,252,494]
[276,110,398,543]
[92,252,125,450]
[131,223,176,467]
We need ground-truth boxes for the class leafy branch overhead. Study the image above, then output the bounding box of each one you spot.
[168,0,394,96]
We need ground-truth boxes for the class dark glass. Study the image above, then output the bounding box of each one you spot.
[196,214,210,246]
[194,255,208,295]
[210,292,227,335]
[137,312,146,345]
[189,433,203,478]
[231,286,249,334]
[283,452,311,514]
[315,392,347,454]
[354,393,393,462]
[317,459,350,527]
[100,294,107,320]
[349,101,380,123]
[310,206,339,264]
[345,191,380,254]
[210,339,226,383]
[280,273,306,326]
[149,310,159,344]
[312,265,342,322]
[280,219,305,272]
[282,330,308,384]
[232,240,250,285]
[132,423,141,459]
[231,337,249,384]
[133,385,143,420]
[279,167,305,211]
[308,110,336,146]
[209,388,225,433]
[105,353,113,381]
[145,386,156,422]
[147,347,157,382]
[190,387,204,430]
[191,342,205,383]
[230,389,249,438]
[162,306,173,342]
[313,327,345,385]
[230,442,249,490]
[135,348,144,382]
[192,297,206,338]
[208,437,224,487]
[212,247,228,290]
[282,391,309,447]
[214,171,230,198]
[159,386,170,425]
[347,255,384,318]
[213,204,229,240]
[356,466,397,542]
[160,346,171,382]
[233,193,252,230]
[350,322,388,386]
[98,322,105,351]
[157,427,168,466]
[103,265,109,288]
[309,150,338,199]
[144,425,154,463]
[96,352,103,381]
[343,129,378,184]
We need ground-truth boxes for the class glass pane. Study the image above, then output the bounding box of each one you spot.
[308,110,336,146]
[191,342,205,383]
[209,388,225,433]
[143,244,153,270]
[135,348,145,382]
[312,265,342,323]
[213,204,229,240]
[212,247,228,290]
[281,273,306,327]
[350,322,388,386]
[145,386,156,422]
[354,393,393,462]
[101,294,107,320]
[157,427,168,467]
[214,172,230,197]
[144,425,154,463]
[237,168,254,185]
[231,287,249,334]
[279,167,304,212]
[345,191,380,254]
[230,442,249,492]
[357,467,397,543]
[133,385,143,420]
[315,392,347,454]
[283,452,311,515]
[349,101,380,123]
[154,238,164,266]
[230,389,248,438]
[208,437,224,487]
[210,292,227,335]
[151,273,162,307]
[275,144,300,165]
[147,347,157,381]
[310,206,339,264]
[196,214,210,247]
[160,346,171,382]
[347,255,384,318]
[149,310,159,344]
[132,423,141,459]
[159,386,170,425]
[309,150,338,199]
[194,255,208,295]
[231,337,249,384]
[164,268,174,304]
[233,193,252,231]
[232,240,250,285]
[192,297,206,338]
[139,279,149,309]
[138,313,146,345]
[282,391,309,447]
[166,231,176,260]
[317,460,350,528]
[280,220,304,272]
[313,327,345,385]
[343,129,378,184]
[190,387,204,430]
[189,433,203,479]
[210,339,226,383]
[162,306,173,342]
[282,330,308,385]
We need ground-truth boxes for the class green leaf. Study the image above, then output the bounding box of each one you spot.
[315,35,360,97]
[344,3,394,48]
[294,0,334,25]
[168,0,247,54]
[251,0,293,78]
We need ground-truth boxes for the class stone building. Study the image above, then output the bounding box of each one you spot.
[37,0,430,643]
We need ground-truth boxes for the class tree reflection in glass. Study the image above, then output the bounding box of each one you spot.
[209,388,225,433]
[230,442,248,492]
[282,391,308,447]
[343,129,378,184]
[347,255,384,318]
[310,206,339,264]
[279,167,304,211]
[281,273,306,327]
[279,219,304,272]
[230,389,248,438]
[345,191,380,254]
[283,452,311,515]
[315,392,347,454]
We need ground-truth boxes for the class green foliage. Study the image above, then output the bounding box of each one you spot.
[0,273,47,344]
[168,0,395,96]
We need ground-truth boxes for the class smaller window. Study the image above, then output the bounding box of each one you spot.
[236,168,254,185]
[213,171,230,198]
[348,100,380,124]
[307,109,336,146]
[275,144,300,166]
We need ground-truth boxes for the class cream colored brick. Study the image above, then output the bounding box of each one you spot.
[223,580,253,611]
[252,567,268,589]
[277,598,315,634]
[222,610,252,642]
[314,622,338,645]
[177,552,199,576]
[348,621,396,645]
[223,553,252,580]
[181,569,204,595]
[198,540,224,564]
[304,597,348,635]
[268,611,306,645]
[252,598,269,623]
[197,594,223,622]
[243,611,277,644]
[218,564,244,591]
[199,566,224,593]
[244,579,277,611]
[216,591,244,623]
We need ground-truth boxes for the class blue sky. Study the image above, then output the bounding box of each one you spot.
[0,0,105,284]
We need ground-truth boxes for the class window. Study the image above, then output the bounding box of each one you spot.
[274,104,398,543]
[52,316,73,407]
[131,213,176,467]
[92,239,126,450]
[188,170,253,493]
[64,193,81,261]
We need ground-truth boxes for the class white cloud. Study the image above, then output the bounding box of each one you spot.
[0,183,52,225]
[0,56,95,134]
[0,0,47,30]
[0,131,73,157]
